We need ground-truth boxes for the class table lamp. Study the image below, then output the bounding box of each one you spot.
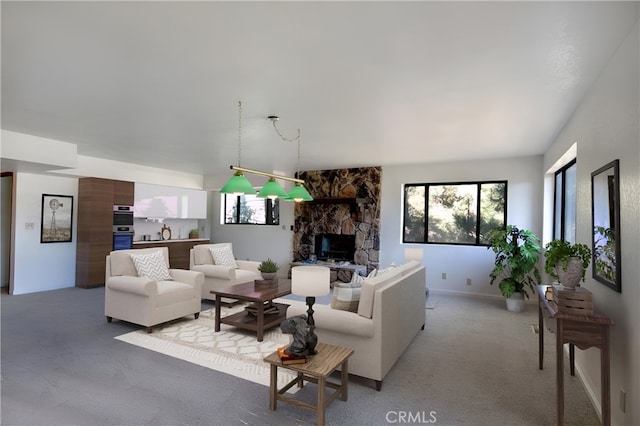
[404,247,424,262]
[404,247,427,296]
[291,265,331,327]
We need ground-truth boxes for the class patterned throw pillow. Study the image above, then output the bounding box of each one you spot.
[330,282,361,312]
[209,246,238,269]
[351,272,364,284]
[130,250,172,281]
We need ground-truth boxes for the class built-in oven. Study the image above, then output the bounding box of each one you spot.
[113,205,134,250]
[113,205,134,226]
[113,232,133,251]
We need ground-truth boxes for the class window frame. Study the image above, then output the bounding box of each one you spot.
[402,180,508,246]
[223,194,280,225]
[552,159,577,243]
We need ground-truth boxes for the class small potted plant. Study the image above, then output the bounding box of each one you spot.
[544,240,591,288]
[258,258,279,281]
[188,228,199,239]
[487,225,542,312]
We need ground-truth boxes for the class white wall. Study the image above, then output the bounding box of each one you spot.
[11,173,78,294]
[543,21,639,426]
[380,156,544,298]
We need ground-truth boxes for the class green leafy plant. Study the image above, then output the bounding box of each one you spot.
[258,258,279,273]
[544,240,591,282]
[487,225,542,299]
[188,228,199,238]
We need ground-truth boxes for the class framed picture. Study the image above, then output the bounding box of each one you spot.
[41,194,74,243]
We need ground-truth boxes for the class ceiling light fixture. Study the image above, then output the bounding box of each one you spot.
[257,176,289,199]
[221,102,313,201]
[268,116,313,202]
[220,101,257,195]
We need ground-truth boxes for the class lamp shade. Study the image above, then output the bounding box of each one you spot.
[257,177,289,199]
[404,247,424,262]
[287,183,314,202]
[220,172,257,195]
[291,266,330,297]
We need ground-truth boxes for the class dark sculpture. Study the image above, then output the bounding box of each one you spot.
[280,315,318,356]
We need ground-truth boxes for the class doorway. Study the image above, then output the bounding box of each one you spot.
[1,172,14,294]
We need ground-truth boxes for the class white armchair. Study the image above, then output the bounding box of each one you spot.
[105,247,203,333]
[189,243,261,301]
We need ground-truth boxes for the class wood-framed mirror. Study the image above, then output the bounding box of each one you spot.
[591,159,621,292]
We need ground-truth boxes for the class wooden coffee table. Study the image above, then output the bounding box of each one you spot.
[263,342,354,426]
[212,279,291,342]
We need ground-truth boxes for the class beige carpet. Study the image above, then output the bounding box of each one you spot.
[115,304,300,392]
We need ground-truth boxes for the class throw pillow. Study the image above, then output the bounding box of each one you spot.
[366,268,377,279]
[351,272,364,284]
[330,282,361,312]
[130,250,172,281]
[209,246,238,269]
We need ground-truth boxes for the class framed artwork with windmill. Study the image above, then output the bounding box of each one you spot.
[41,194,73,243]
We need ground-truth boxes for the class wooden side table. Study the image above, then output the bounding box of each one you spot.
[536,285,615,426]
[263,342,354,426]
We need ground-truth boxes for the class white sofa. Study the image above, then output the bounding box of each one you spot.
[283,261,426,390]
[105,247,204,333]
[189,243,261,301]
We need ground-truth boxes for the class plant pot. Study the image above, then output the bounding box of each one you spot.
[505,292,525,312]
[556,257,584,289]
[260,272,277,281]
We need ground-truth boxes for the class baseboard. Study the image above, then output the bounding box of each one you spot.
[566,345,603,423]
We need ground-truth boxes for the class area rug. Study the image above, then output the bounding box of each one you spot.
[114,304,300,392]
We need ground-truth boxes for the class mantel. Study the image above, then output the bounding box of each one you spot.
[307,197,371,205]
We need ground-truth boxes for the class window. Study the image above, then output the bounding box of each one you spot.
[223,194,280,225]
[553,159,577,243]
[403,181,507,245]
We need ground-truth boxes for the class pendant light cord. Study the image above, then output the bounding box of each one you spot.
[237,101,243,167]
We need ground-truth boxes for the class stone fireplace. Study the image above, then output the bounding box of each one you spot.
[292,166,381,272]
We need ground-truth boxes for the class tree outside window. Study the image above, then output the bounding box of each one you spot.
[403,181,507,245]
[224,194,279,225]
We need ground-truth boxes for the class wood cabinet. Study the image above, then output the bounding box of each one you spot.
[132,239,209,269]
[113,180,135,205]
[76,177,134,288]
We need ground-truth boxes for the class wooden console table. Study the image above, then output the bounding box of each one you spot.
[536,285,614,426]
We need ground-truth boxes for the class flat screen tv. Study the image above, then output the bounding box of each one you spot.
[314,233,356,262]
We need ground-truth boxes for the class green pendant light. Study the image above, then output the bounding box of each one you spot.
[221,170,257,195]
[221,101,257,195]
[258,177,289,199]
[287,182,314,202]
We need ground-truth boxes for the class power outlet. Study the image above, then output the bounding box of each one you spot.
[466,278,472,286]
[620,388,626,413]
[441,272,447,280]
[25,222,35,230]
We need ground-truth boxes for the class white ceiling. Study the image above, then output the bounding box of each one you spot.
[2,1,638,176]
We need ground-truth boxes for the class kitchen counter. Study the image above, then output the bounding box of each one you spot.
[133,238,209,245]
[131,238,210,269]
